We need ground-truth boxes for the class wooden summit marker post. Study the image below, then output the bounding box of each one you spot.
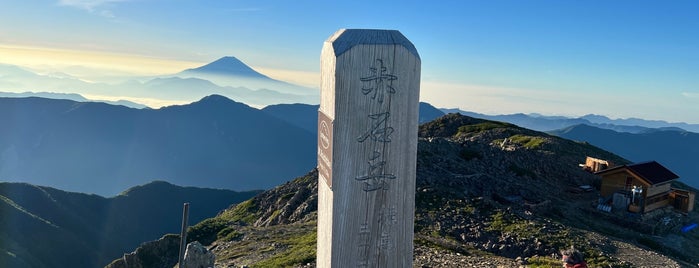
[317,29,420,267]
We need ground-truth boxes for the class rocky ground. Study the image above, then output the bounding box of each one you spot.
[414,245,519,267]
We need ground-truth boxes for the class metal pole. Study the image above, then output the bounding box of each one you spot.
[178,203,190,268]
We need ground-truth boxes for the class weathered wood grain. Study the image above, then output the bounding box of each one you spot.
[318,29,421,268]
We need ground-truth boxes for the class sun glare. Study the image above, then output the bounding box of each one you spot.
[0,44,203,77]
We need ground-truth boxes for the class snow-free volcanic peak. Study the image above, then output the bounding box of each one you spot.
[184,56,269,79]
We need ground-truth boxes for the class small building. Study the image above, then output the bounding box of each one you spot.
[670,189,695,213]
[596,161,694,214]
[582,156,614,173]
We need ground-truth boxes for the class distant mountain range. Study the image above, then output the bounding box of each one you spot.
[579,114,698,132]
[3,93,696,195]
[0,95,316,196]
[0,57,319,108]
[262,102,446,134]
[0,91,148,109]
[442,108,699,133]
[0,94,447,198]
[3,56,698,192]
[261,103,321,133]
[0,180,258,267]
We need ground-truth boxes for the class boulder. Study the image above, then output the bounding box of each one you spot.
[181,241,215,268]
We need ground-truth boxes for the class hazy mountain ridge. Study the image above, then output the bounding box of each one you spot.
[261,102,445,135]
[442,108,699,133]
[580,114,699,132]
[110,113,699,267]
[0,95,316,196]
[0,181,260,267]
[0,91,148,109]
[261,103,320,133]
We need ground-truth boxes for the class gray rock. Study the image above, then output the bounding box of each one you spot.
[105,234,180,268]
[181,241,215,268]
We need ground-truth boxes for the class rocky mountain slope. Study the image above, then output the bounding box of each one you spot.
[108,114,699,267]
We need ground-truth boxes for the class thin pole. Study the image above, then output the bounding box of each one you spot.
[178,203,190,267]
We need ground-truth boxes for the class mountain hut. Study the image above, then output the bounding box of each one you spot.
[596,161,694,214]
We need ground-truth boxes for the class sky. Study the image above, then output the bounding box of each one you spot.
[0,0,698,123]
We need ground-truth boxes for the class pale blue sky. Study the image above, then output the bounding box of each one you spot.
[1,0,698,123]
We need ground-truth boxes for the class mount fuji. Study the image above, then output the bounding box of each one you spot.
[181,56,270,79]
[176,56,317,97]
